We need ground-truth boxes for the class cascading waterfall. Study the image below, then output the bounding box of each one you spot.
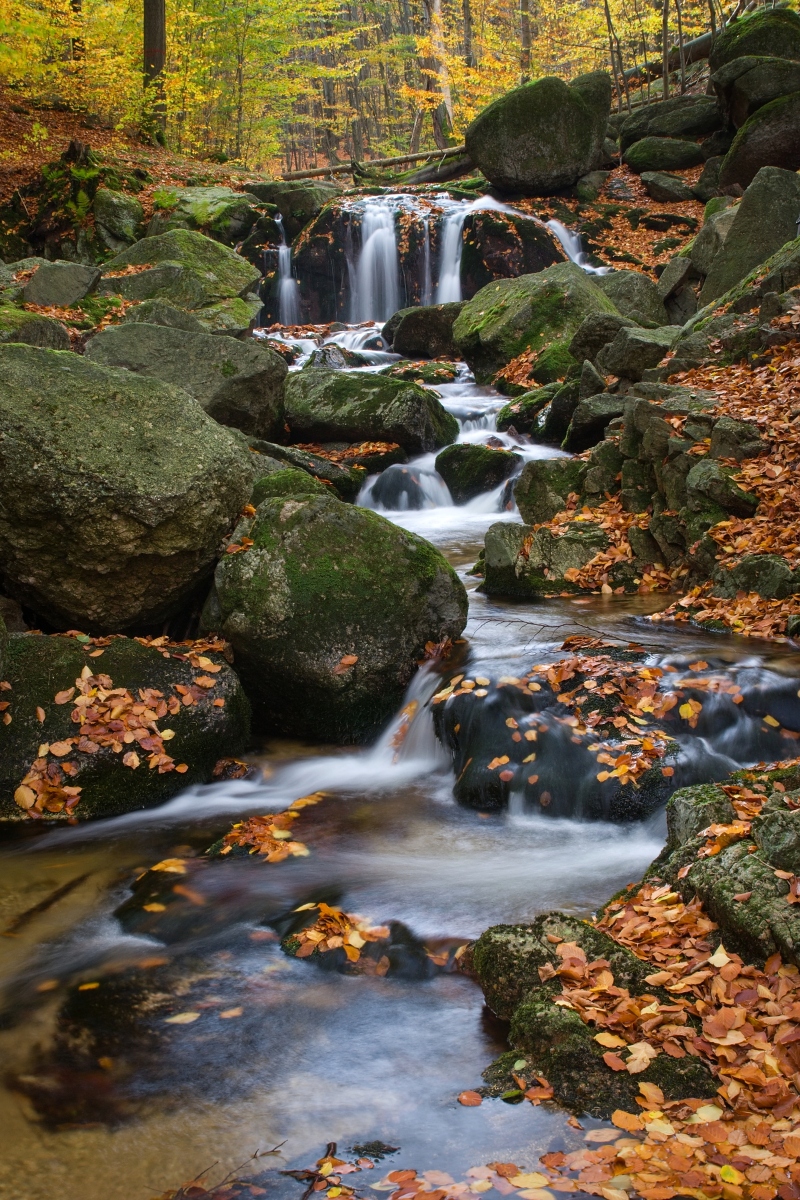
[546,218,608,275]
[421,212,433,307]
[349,200,401,323]
[434,204,470,304]
[276,215,301,325]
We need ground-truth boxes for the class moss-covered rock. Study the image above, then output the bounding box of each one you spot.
[708,7,800,74]
[685,458,758,517]
[245,179,341,239]
[434,443,520,503]
[0,303,71,350]
[93,187,144,251]
[453,262,619,385]
[392,302,464,359]
[23,262,100,308]
[85,322,287,441]
[719,91,800,189]
[0,633,249,823]
[251,467,329,504]
[623,137,705,174]
[99,229,260,306]
[465,72,612,194]
[0,344,252,631]
[200,493,468,742]
[514,456,588,524]
[619,95,723,153]
[640,171,696,203]
[120,299,204,332]
[596,269,669,325]
[147,185,273,247]
[481,517,608,599]
[460,209,566,296]
[380,361,459,384]
[563,394,625,451]
[712,55,800,129]
[568,311,637,365]
[495,383,561,433]
[597,325,677,382]
[284,368,458,453]
[246,439,365,502]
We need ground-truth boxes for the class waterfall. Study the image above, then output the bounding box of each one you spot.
[276,215,300,325]
[349,200,401,323]
[434,205,470,304]
[546,219,608,275]
[421,213,433,307]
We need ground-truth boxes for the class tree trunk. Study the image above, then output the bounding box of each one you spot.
[463,0,476,67]
[662,0,671,100]
[422,0,454,127]
[409,109,424,152]
[604,0,622,111]
[520,0,531,81]
[143,0,167,136]
[676,0,687,93]
[70,0,85,61]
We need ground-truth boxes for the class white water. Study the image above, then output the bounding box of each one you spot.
[276,215,301,325]
[546,217,610,275]
[349,199,401,323]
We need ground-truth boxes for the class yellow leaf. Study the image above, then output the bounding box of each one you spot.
[219,1007,243,1019]
[763,714,780,727]
[517,1191,553,1200]
[594,1032,626,1048]
[679,702,694,720]
[150,858,187,874]
[164,1011,200,1024]
[708,944,730,967]
[509,1174,549,1189]
[143,903,166,912]
[720,1166,744,1185]
[14,785,37,810]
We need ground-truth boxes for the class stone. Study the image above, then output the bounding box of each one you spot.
[382,307,415,346]
[192,296,263,337]
[392,302,464,359]
[247,439,365,502]
[709,414,766,460]
[701,166,800,301]
[0,344,252,630]
[623,137,705,174]
[596,269,669,325]
[481,521,534,596]
[0,257,49,306]
[618,95,723,153]
[495,383,562,433]
[583,439,624,500]
[0,633,249,823]
[567,311,636,364]
[708,7,800,74]
[713,55,800,128]
[92,187,144,250]
[251,466,330,505]
[539,380,582,445]
[657,256,692,300]
[719,91,800,189]
[753,794,800,873]
[628,524,662,564]
[23,261,100,308]
[201,493,468,742]
[579,358,607,399]
[245,180,341,239]
[563,393,626,452]
[146,185,269,246]
[85,323,287,440]
[435,443,520,504]
[514,457,588,525]
[690,205,739,276]
[666,783,737,850]
[460,207,567,295]
[307,343,367,370]
[452,261,620,385]
[685,458,758,517]
[597,325,677,381]
[464,71,612,194]
[692,155,724,202]
[0,304,71,350]
[99,229,260,307]
[120,299,204,332]
[574,169,610,202]
[714,553,797,600]
[640,171,696,202]
[283,368,458,454]
[620,459,657,513]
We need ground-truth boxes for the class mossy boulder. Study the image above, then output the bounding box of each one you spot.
[0,345,252,631]
[0,303,70,350]
[618,95,723,153]
[623,137,705,174]
[481,517,608,599]
[0,633,249,823]
[245,180,341,239]
[563,394,626,451]
[640,171,696,202]
[597,325,677,381]
[713,56,800,128]
[147,185,273,247]
[690,205,738,276]
[701,167,800,301]
[719,91,800,189]
[93,187,144,251]
[434,443,520,503]
[200,493,468,742]
[460,208,566,296]
[246,439,365,502]
[85,322,287,440]
[596,269,669,325]
[23,262,100,308]
[685,458,758,517]
[284,368,458,453]
[514,456,588,523]
[380,361,459,385]
[708,7,800,74]
[392,302,464,359]
[121,299,204,333]
[99,229,260,308]
[452,262,619,385]
[464,72,612,195]
[496,383,561,433]
[251,467,330,505]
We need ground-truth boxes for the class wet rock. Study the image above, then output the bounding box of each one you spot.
[23,261,100,308]
[485,519,609,598]
[201,492,468,742]
[618,95,723,153]
[596,269,669,326]
[708,7,800,74]
[381,360,459,385]
[640,171,696,202]
[562,394,626,451]
[623,137,705,174]
[514,457,588,523]
[713,55,800,129]
[464,72,611,194]
[367,463,440,510]
[120,299,204,332]
[685,458,758,517]
[0,633,249,822]
[568,311,636,364]
[392,302,464,359]
[306,343,367,369]
[701,167,800,301]
[284,368,458,454]
[597,325,677,381]
[434,443,520,503]
[85,323,286,441]
[0,305,71,350]
[382,307,415,346]
[666,782,736,849]
[246,439,365,502]
[0,344,252,630]
[460,208,566,295]
[495,383,561,433]
[92,187,144,250]
[245,179,341,239]
[719,91,800,189]
[251,467,330,504]
[753,793,800,873]
[481,521,534,595]
[538,380,582,445]
[453,261,620,385]
[713,553,798,600]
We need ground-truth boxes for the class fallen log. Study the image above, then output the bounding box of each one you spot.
[281,145,467,181]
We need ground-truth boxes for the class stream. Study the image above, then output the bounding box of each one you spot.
[1,200,798,1200]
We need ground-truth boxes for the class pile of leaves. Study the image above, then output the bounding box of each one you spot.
[285,901,392,969]
[294,441,402,465]
[383,362,458,383]
[216,792,325,862]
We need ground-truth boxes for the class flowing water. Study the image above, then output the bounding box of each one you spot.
[2,199,799,1200]
[276,215,301,326]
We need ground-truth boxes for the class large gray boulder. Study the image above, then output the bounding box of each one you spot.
[709,7,800,73]
[718,91,800,189]
[284,368,458,453]
[434,443,520,503]
[514,457,588,524]
[392,302,464,359]
[700,166,800,302]
[146,185,268,246]
[85,322,287,440]
[690,205,739,276]
[596,325,677,381]
[596,269,669,325]
[0,305,70,350]
[121,299,204,332]
[23,262,100,308]
[640,171,696,202]
[0,345,252,630]
[464,72,612,194]
[623,137,705,173]
[713,56,800,128]
[201,493,468,742]
[618,95,722,153]
[93,188,144,251]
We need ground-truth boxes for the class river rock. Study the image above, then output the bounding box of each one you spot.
[201,493,468,742]
[460,208,566,294]
[623,137,705,173]
[93,187,144,251]
[245,180,341,239]
[284,368,458,453]
[121,299,205,332]
[0,633,249,823]
[247,439,365,501]
[0,344,252,630]
[0,304,71,350]
[596,269,669,325]
[708,6,800,74]
[464,72,612,194]
[495,383,562,433]
[596,325,677,381]
[85,322,287,440]
[685,458,758,517]
[514,457,588,524]
[713,55,800,128]
[23,261,100,308]
[618,95,722,153]
[434,443,520,503]
[452,261,619,385]
[700,167,800,301]
[714,552,798,600]
[382,307,415,346]
[392,302,464,359]
[719,91,800,189]
[251,467,330,504]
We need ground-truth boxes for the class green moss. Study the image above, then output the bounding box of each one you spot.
[102,229,258,301]
[251,468,329,504]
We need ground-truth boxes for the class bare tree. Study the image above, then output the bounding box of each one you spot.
[520,0,531,81]
[661,0,671,100]
[144,0,167,136]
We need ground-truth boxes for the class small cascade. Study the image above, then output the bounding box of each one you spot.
[276,215,301,324]
[349,200,401,322]
[421,212,433,307]
[546,218,608,275]
[434,204,470,304]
